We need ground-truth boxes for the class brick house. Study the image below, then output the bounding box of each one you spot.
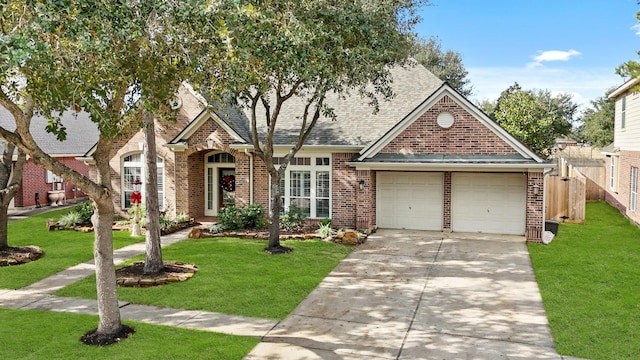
[94,64,553,241]
[603,78,640,225]
[0,108,97,208]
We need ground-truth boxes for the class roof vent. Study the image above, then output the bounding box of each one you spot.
[437,112,455,129]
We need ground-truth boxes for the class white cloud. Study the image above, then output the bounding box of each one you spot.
[633,23,640,35]
[467,66,621,111]
[528,49,581,69]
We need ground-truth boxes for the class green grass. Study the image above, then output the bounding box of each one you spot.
[0,308,259,360]
[529,201,640,360]
[0,208,143,289]
[57,237,353,320]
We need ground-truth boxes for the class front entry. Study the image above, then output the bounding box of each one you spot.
[205,152,236,216]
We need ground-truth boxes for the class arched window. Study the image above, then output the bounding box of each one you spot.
[122,154,165,210]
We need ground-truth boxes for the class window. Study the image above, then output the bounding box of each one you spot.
[609,156,619,192]
[621,96,626,129]
[122,153,165,210]
[46,170,62,184]
[274,156,331,218]
[631,167,638,213]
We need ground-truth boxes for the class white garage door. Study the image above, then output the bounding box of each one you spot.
[377,172,443,230]
[452,173,526,235]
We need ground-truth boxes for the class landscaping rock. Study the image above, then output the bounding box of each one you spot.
[188,227,202,239]
[342,230,359,245]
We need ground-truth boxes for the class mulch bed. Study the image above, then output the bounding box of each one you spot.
[115,261,198,287]
[80,324,136,346]
[0,246,45,266]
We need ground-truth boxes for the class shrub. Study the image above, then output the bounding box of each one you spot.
[218,204,267,231]
[58,211,83,228]
[73,201,95,225]
[280,207,306,232]
[208,223,224,234]
[175,212,190,223]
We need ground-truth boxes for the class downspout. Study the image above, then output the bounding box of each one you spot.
[245,148,254,204]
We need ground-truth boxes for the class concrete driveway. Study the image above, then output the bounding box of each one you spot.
[245,230,564,359]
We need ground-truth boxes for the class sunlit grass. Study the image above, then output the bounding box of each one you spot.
[529,201,640,360]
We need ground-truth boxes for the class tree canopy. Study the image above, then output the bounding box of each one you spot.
[483,83,577,157]
[410,36,473,96]
[575,94,615,148]
[196,0,425,251]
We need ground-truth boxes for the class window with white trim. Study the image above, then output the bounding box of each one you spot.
[609,155,619,192]
[45,170,63,184]
[274,156,331,218]
[621,96,627,129]
[122,153,165,210]
[631,167,638,212]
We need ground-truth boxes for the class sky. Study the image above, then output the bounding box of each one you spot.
[415,0,640,110]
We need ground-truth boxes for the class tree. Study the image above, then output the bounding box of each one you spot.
[484,83,577,157]
[142,110,162,274]
[411,36,473,96]
[576,95,615,147]
[0,143,26,250]
[1,0,213,344]
[198,0,424,253]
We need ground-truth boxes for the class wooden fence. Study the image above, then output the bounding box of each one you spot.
[577,166,606,200]
[545,174,585,223]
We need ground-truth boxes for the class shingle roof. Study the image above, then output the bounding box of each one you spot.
[210,63,444,147]
[0,107,99,156]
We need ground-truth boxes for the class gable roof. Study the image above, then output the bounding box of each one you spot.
[357,83,545,164]
[174,63,444,149]
[0,107,99,156]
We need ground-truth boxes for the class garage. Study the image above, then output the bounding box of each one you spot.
[451,173,526,235]
[377,172,443,230]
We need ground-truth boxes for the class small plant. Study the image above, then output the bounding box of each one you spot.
[174,212,190,223]
[73,201,95,225]
[128,203,147,228]
[58,211,83,228]
[316,222,334,239]
[208,223,225,234]
[280,207,306,232]
[320,218,332,227]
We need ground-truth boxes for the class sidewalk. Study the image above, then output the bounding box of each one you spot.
[0,226,278,339]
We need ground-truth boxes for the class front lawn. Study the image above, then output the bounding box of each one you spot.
[0,308,259,360]
[57,237,353,320]
[529,201,640,360]
[0,208,143,289]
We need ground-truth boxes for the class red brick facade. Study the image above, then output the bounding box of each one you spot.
[15,157,89,208]
[605,150,640,225]
[102,90,547,242]
[381,96,519,155]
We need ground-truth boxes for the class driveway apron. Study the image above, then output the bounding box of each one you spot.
[245,230,561,359]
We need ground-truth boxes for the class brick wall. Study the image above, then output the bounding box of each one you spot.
[332,153,357,229]
[443,172,452,231]
[527,172,544,242]
[604,151,640,225]
[381,96,518,155]
[16,157,89,208]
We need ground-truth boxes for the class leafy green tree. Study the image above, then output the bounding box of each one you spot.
[198,0,424,253]
[411,36,473,96]
[576,95,615,147]
[484,83,577,157]
[1,0,214,344]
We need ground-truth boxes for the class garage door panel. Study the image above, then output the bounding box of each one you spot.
[377,172,443,230]
[452,173,526,235]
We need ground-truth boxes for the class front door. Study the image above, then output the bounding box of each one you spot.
[205,152,236,216]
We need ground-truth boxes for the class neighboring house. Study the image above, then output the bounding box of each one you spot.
[0,108,98,208]
[603,78,640,225]
[87,64,553,241]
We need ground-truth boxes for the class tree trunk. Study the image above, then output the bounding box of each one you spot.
[142,111,163,274]
[0,200,9,250]
[268,171,282,250]
[92,197,122,336]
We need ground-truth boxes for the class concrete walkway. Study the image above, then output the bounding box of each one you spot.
[0,214,585,359]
